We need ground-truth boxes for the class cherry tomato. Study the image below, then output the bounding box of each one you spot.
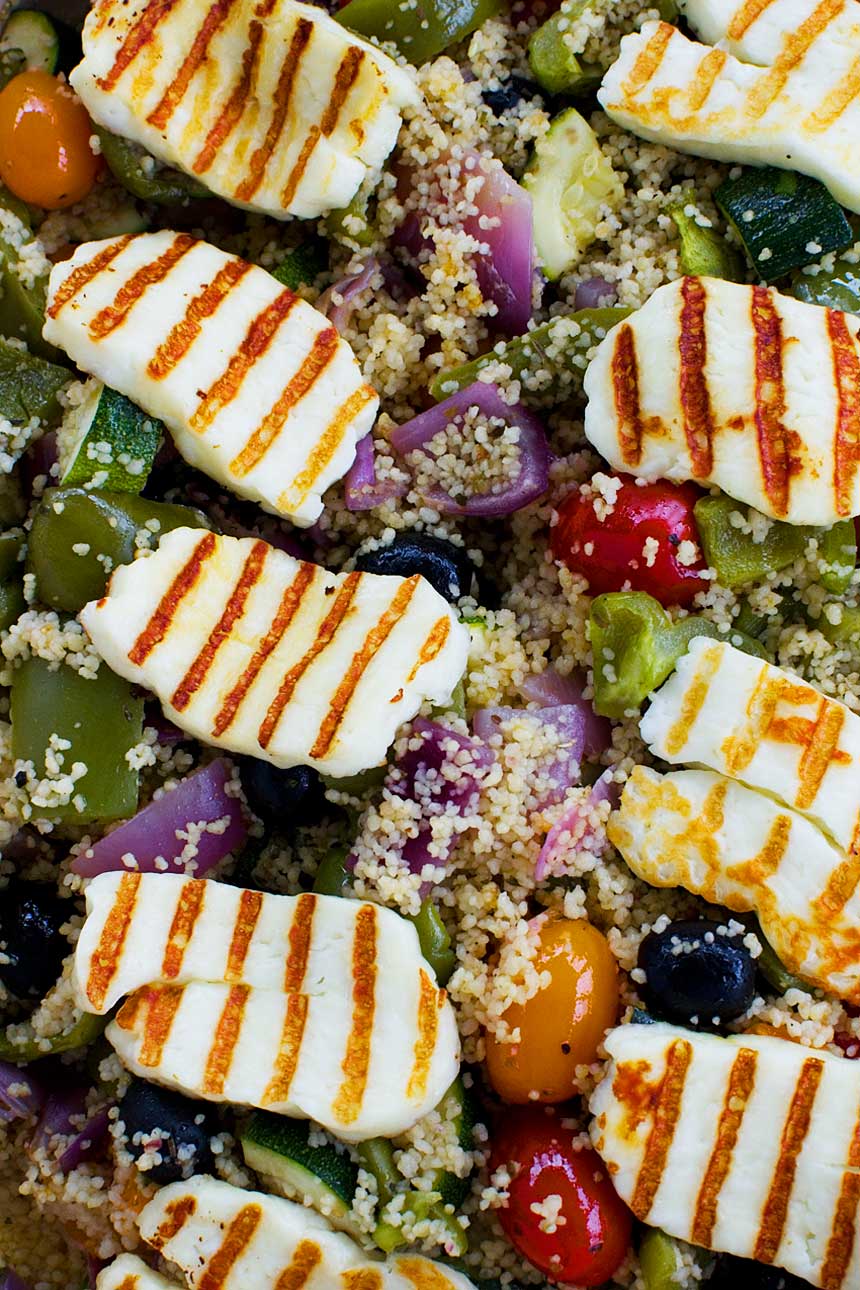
[550,474,706,607]
[490,1106,632,1285]
[0,71,100,209]
[485,917,619,1103]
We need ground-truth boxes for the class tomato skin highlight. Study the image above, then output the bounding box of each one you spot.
[491,1106,632,1285]
[550,475,706,607]
[485,917,620,1103]
[0,71,100,209]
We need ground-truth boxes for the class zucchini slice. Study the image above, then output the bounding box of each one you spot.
[433,1076,477,1208]
[58,381,162,493]
[715,167,852,283]
[0,11,59,73]
[241,1114,362,1237]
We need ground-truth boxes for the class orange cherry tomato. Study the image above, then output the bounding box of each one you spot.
[0,71,100,209]
[485,917,620,1104]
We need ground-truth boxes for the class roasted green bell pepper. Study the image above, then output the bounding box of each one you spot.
[0,233,60,361]
[336,0,503,65]
[0,527,24,631]
[639,1229,710,1290]
[818,520,857,593]
[410,899,456,985]
[313,847,353,896]
[431,307,631,403]
[528,5,602,96]
[11,655,144,822]
[0,1008,106,1063]
[756,932,808,995]
[98,129,208,205]
[590,591,768,719]
[669,205,744,281]
[27,487,211,613]
[325,187,376,249]
[357,1138,400,1207]
[818,605,860,645]
[0,336,69,425]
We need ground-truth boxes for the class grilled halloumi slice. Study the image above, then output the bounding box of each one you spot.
[598,0,860,213]
[609,765,860,1001]
[80,528,467,778]
[98,1256,179,1290]
[591,1023,860,1288]
[70,0,420,221]
[582,276,860,525]
[136,1176,476,1290]
[73,873,460,1140]
[640,637,860,855]
[42,232,379,528]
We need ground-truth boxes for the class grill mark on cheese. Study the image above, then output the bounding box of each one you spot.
[795,699,844,809]
[225,889,263,981]
[396,1259,458,1290]
[310,575,419,760]
[821,1100,860,1288]
[687,47,727,111]
[406,968,440,1101]
[828,309,860,517]
[280,386,378,513]
[262,892,315,1105]
[630,1038,693,1218]
[691,1047,758,1246]
[814,852,860,921]
[342,1273,383,1290]
[86,872,141,1011]
[751,286,792,519]
[747,0,845,118]
[96,0,182,91]
[274,1240,322,1290]
[147,258,250,380]
[322,47,365,135]
[728,0,779,38]
[678,276,716,476]
[806,54,860,131]
[46,235,134,319]
[622,21,673,96]
[192,14,267,174]
[722,671,783,774]
[280,125,321,210]
[89,234,196,339]
[229,327,340,477]
[754,1057,824,1262]
[129,532,216,666]
[147,1194,196,1250]
[212,563,317,737]
[147,0,239,130]
[664,643,722,757]
[234,16,314,203]
[137,984,184,1066]
[171,539,268,711]
[161,880,206,978]
[197,1203,262,1290]
[332,903,377,1125]
[406,617,452,684]
[257,572,361,750]
[611,324,644,466]
[284,892,315,993]
[202,983,249,1095]
[189,289,299,433]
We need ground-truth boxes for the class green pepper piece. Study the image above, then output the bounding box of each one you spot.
[669,205,745,281]
[325,188,376,250]
[313,847,353,897]
[0,1009,107,1063]
[0,529,23,581]
[410,899,456,985]
[97,129,209,205]
[11,655,144,822]
[321,764,388,797]
[0,337,69,425]
[756,933,809,995]
[819,605,860,645]
[0,232,62,361]
[0,182,33,228]
[375,1191,468,1256]
[431,307,632,404]
[733,599,769,640]
[336,0,503,65]
[638,1229,711,1290]
[27,487,211,613]
[0,578,24,631]
[528,5,603,96]
[818,519,856,594]
[357,1137,400,1206]
[272,240,328,290]
[792,257,860,315]
[590,591,768,719]
[694,495,807,588]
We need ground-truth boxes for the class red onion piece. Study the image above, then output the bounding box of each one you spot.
[30,1088,88,1157]
[390,381,550,517]
[57,1106,111,1173]
[86,1258,106,1290]
[144,705,186,747]
[344,435,409,512]
[0,1270,33,1290]
[464,154,536,335]
[0,1061,45,1124]
[318,258,380,332]
[518,668,611,759]
[535,768,621,881]
[473,705,586,806]
[574,277,618,310]
[71,759,248,878]
[20,429,58,499]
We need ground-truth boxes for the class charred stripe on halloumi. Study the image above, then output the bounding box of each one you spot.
[98,1256,179,1290]
[70,0,420,220]
[43,233,379,528]
[583,276,860,524]
[591,1024,860,1288]
[80,529,468,778]
[73,873,460,1140]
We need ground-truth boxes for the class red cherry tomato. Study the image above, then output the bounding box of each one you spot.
[550,475,706,607]
[490,1106,632,1285]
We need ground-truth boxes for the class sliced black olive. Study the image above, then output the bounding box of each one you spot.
[637,918,756,1029]
[118,1079,216,1185]
[0,881,70,1000]
[355,532,475,603]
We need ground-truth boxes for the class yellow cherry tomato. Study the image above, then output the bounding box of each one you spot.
[0,71,100,209]
[485,916,620,1104]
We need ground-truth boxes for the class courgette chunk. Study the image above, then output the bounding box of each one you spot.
[716,167,852,282]
[0,10,59,73]
[240,1113,362,1237]
[58,381,162,493]
[791,254,860,315]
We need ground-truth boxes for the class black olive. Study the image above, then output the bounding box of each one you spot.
[482,76,542,116]
[119,1079,216,1184]
[637,918,756,1028]
[707,1253,810,1290]
[240,759,325,829]
[0,881,70,1000]
[355,533,475,603]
